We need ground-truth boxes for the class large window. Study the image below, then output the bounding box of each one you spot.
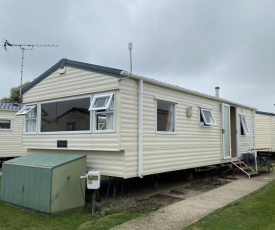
[156,100,175,133]
[17,93,116,134]
[89,93,114,132]
[200,108,216,126]
[0,119,12,130]
[17,105,37,133]
[240,115,250,135]
[41,98,90,132]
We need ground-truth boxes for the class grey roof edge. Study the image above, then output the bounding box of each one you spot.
[120,71,257,111]
[21,59,123,95]
[256,111,275,116]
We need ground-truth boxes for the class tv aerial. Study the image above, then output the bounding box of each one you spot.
[3,39,58,86]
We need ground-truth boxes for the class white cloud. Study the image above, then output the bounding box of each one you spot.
[1,0,275,112]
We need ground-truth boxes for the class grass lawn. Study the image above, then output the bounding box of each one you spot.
[0,176,148,230]
[185,179,275,230]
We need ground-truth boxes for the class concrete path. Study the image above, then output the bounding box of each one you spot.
[112,173,275,230]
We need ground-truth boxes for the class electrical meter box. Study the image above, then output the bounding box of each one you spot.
[87,171,100,189]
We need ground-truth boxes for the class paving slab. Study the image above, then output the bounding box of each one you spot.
[112,172,275,230]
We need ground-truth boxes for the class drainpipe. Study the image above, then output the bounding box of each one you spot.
[253,109,258,171]
[138,79,143,178]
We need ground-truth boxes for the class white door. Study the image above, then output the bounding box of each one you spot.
[222,103,231,159]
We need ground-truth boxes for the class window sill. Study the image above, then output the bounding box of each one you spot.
[93,130,116,134]
[156,131,176,135]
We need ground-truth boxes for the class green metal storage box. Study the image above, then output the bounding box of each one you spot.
[1,153,86,214]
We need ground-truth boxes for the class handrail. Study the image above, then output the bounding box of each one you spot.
[239,137,258,171]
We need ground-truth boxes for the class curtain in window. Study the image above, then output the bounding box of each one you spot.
[26,120,36,132]
[166,103,174,132]
[106,113,113,130]
[26,107,37,132]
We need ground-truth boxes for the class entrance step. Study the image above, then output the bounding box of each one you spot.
[231,160,258,178]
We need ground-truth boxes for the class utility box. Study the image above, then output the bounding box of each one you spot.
[87,171,101,189]
[1,153,86,214]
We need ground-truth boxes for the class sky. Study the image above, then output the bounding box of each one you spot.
[1,0,275,112]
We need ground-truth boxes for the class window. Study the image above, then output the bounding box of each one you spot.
[17,93,116,134]
[41,98,90,132]
[0,119,12,130]
[240,115,250,135]
[89,93,113,111]
[17,105,37,133]
[16,105,36,115]
[89,93,114,131]
[156,100,175,132]
[200,108,216,126]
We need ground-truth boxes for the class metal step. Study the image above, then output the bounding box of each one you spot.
[231,160,258,178]
[247,171,258,176]
[240,166,250,170]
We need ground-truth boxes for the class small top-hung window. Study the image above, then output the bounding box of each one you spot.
[89,93,114,111]
[240,115,250,135]
[16,105,36,116]
[200,108,217,126]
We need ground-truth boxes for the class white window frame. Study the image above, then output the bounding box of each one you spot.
[92,92,115,133]
[21,104,38,134]
[16,105,36,115]
[0,119,12,131]
[200,108,217,126]
[156,100,176,134]
[89,93,114,111]
[240,115,250,135]
[38,96,92,134]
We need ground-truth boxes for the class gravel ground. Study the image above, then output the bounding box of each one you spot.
[111,173,275,230]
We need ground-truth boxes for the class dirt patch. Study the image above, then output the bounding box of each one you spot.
[102,176,231,213]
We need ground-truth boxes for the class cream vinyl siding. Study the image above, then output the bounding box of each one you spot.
[272,117,275,150]
[23,67,119,103]
[255,113,273,149]
[22,68,123,177]
[119,79,139,177]
[22,68,120,151]
[237,108,255,155]
[119,80,224,177]
[23,133,120,150]
[21,63,256,178]
[0,110,26,157]
[141,82,223,176]
[28,149,125,177]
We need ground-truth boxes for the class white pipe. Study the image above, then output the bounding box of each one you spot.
[215,87,220,98]
[138,79,143,178]
[253,109,258,171]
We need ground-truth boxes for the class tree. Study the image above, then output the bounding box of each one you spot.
[0,82,30,103]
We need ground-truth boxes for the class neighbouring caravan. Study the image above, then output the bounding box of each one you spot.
[255,111,275,152]
[18,59,256,178]
[0,102,26,159]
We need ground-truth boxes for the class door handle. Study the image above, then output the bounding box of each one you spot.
[222,129,225,134]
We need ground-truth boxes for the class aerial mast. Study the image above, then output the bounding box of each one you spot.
[3,39,58,86]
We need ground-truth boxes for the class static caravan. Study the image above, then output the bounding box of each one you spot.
[255,111,275,152]
[0,102,27,159]
[18,59,256,178]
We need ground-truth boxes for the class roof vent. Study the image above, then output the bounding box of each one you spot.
[215,87,220,98]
